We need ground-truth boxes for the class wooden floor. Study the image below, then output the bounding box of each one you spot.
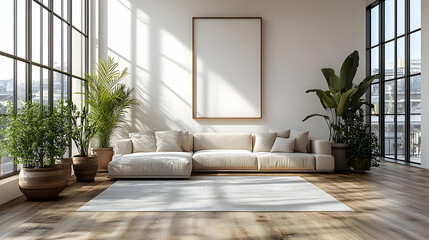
[0,161,428,240]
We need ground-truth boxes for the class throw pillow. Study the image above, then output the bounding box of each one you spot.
[253,133,277,152]
[276,129,291,138]
[156,130,183,152]
[290,129,309,153]
[114,139,133,155]
[271,137,296,153]
[129,130,156,152]
[180,131,193,152]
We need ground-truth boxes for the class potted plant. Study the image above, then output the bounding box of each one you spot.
[0,101,72,200]
[303,50,382,170]
[343,109,380,173]
[80,57,137,171]
[71,104,99,182]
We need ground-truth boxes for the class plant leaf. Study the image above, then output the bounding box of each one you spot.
[340,50,359,91]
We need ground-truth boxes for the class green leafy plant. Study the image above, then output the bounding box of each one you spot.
[80,57,137,148]
[70,105,97,157]
[303,50,383,142]
[343,109,380,172]
[0,101,72,168]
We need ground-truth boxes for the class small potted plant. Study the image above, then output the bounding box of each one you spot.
[71,104,99,182]
[343,109,380,173]
[80,57,137,171]
[0,101,72,200]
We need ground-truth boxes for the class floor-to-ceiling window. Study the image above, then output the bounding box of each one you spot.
[367,0,421,164]
[0,0,88,178]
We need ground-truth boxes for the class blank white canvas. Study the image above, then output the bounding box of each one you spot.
[193,18,261,118]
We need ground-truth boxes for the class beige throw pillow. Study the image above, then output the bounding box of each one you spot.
[114,139,133,155]
[180,131,193,152]
[253,133,277,152]
[156,130,183,152]
[290,129,309,153]
[276,129,291,138]
[129,130,156,152]
[271,137,296,153]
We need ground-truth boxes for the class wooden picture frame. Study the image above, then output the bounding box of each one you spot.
[192,17,262,119]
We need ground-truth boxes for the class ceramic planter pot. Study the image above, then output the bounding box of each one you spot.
[72,156,98,182]
[19,165,67,201]
[91,147,113,171]
[331,143,351,171]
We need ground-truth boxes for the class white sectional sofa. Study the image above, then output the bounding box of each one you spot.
[108,130,334,179]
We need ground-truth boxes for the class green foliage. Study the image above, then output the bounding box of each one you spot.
[0,101,72,168]
[303,50,383,142]
[343,109,380,172]
[80,57,137,148]
[70,105,97,157]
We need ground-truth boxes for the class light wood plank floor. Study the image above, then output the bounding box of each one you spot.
[0,161,428,240]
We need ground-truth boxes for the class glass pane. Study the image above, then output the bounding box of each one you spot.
[410,75,421,114]
[54,71,62,103]
[385,41,394,80]
[371,84,379,114]
[42,69,49,106]
[0,0,13,54]
[385,81,395,114]
[397,115,405,160]
[72,0,82,31]
[54,0,62,16]
[384,115,395,158]
[42,0,50,8]
[410,31,421,74]
[410,115,421,163]
[397,37,405,77]
[0,56,14,114]
[63,22,69,72]
[410,0,421,31]
[371,47,379,77]
[17,0,27,58]
[63,74,69,100]
[54,16,62,70]
[371,6,379,46]
[63,0,68,21]
[72,29,83,77]
[397,78,405,114]
[17,61,27,110]
[32,3,41,63]
[371,115,379,141]
[72,77,83,108]
[32,66,41,103]
[384,0,395,41]
[397,0,405,36]
[43,9,49,66]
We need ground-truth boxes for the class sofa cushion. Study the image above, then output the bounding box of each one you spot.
[290,129,309,153]
[108,152,192,177]
[156,130,183,152]
[192,150,257,170]
[271,137,295,153]
[193,133,252,151]
[253,133,277,152]
[256,152,315,170]
[129,130,156,152]
[114,139,133,155]
[180,131,193,152]
[276,129,291,138]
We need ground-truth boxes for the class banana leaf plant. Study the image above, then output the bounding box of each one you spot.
[303,50,383,143]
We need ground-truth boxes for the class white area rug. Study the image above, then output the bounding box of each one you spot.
[77,176,353,212]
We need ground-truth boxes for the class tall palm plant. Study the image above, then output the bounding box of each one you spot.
[81,57,137,148]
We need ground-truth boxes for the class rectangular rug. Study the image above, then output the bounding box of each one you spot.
[77,176,353,212]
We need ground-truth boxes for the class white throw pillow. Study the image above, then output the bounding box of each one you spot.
[129,130,156,152]
[271,137,296,153]
[253,133,277,152]
[156,130,183,152]
[290,129,309,153]
[114,139,133,155]
[180,131,193,152]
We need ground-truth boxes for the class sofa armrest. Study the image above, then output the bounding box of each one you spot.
[310,139,332,155]
[114,139,133,155]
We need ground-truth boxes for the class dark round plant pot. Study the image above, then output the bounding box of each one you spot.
[91,147,113,172]
[72,156,99,182]
[331,143,351,171]
[19,165,67,201]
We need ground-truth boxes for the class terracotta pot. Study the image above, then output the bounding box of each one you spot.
[91,147,113,171]
[72,156,98,182]
[60,158,73,182]
[331,143,351,171]
[19,165,67,201]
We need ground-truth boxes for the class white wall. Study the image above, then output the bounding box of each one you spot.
[420,0,428,169]
[97,0,366,140]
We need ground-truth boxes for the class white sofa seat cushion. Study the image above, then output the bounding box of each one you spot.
[256,152,315,170]
[108,152,192,178]
[193,133,253,151]
[192,150,257,170]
